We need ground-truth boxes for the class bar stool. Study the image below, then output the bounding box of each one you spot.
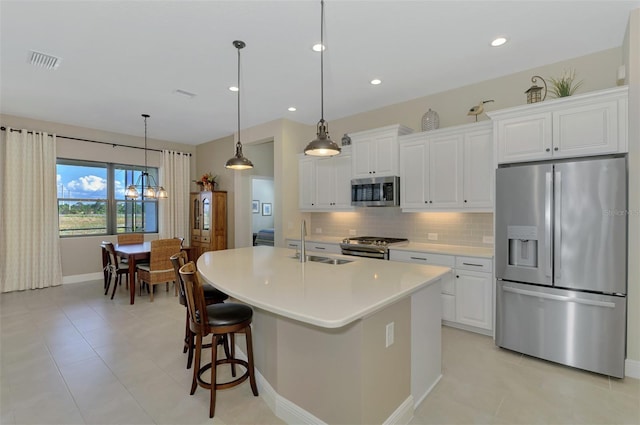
[170,251,229,369]
[179,261,258,418]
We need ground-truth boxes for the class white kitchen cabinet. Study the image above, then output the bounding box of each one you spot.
[299,149,353,212]
[284,239,341,254]
[315,152,352,209]
[299,157,316,210]
[390,249,493,334]
[349,124,413,178]
[490,86,628,164]
[462,127,494,208]
[399,122,492,212]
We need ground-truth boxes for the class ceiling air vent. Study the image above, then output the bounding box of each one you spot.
[29,50,61,70]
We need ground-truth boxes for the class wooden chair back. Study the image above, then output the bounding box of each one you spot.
[179,261,208,335]
[170,251,189,306]
[103,242,118,272]
[117,233,144,245]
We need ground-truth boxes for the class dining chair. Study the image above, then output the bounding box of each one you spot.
[136,238,182,302]
[117,233,144,245]
[170,251,229,369]
[179,261,258,418]
[102,242,130,299]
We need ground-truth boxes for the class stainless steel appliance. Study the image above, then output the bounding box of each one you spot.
[351,176,400,207]
[495,155,627,378]
[340,236,408,259]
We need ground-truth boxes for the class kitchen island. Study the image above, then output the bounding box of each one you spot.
[197,246,451,424]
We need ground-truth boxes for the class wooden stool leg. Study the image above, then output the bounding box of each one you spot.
[230,333,236,377]
[186,329,194,370]
[209,335,219,418]
[245,325,259,396]
[191,334,202,395]
[183,312,190,354]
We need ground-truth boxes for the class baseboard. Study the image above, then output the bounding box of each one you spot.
[63,272,102,284]
[442,320,493,337]
[625,358,640,379]
[382,395,414,425]
[413,373,442,409]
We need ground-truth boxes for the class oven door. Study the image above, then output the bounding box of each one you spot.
[340,245,387,260]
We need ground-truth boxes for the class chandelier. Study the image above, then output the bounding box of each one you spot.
[124,114,168,199]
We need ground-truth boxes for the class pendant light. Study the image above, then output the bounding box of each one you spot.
[225,40,254,170]
[125,114,168,199]
[304,0,341,157]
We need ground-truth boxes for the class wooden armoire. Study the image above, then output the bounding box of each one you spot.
[189,191,227,259]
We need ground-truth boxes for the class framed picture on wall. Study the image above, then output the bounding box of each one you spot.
[252,200,260,213]
[262,203,272,216]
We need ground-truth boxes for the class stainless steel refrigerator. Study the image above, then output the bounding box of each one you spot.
[495,155,627,378]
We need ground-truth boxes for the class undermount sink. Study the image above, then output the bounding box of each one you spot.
[292,254,353,265]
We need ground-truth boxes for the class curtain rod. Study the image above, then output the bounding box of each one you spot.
[0,126,192,156]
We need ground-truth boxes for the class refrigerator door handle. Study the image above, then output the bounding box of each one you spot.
[502,286,615,309]
[545,171,553,278]
[554,171,562,280]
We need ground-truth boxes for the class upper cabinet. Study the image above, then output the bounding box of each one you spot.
[298,148,354,212]
[488,86,628,164]
[399,122,493,212]
[349,124,413,178]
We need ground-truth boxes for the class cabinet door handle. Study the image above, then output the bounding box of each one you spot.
[462,262,483,267]
[410,256,427,261]
[464,200,467,203]
[429,200,433,203]
[456,275,460,278]
[288,244,297,248]
[554,147,559,151]
[546,148,551,152]
[314,246,326,250]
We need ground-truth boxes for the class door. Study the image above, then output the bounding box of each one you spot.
[463,129,493,208]
[554,157,627,294]
[455,270,492,330]
[299,157,316,209]
[399,139,428,208]
[495,163,552,286]
[333,153,352,208]
[315,157,334,208]
[429,134,463,208]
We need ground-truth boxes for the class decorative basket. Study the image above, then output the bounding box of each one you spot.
[421,108,440,131]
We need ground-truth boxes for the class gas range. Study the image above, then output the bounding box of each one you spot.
[340,236,409,260]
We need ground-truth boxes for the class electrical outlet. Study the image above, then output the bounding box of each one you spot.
[349,229,357,236]
[428,233,438,241]
[385,322,394,348]
[315,228,322,234]
[483,236,494,244]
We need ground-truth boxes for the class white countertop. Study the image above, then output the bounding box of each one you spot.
[197,246,450,329]
[391,242,494,258]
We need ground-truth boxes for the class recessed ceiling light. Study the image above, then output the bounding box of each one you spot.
[312,43,326,52]
[229,86,239,92]
[370,79,382,85]
[288,107,297,112]
[491,37,507,47]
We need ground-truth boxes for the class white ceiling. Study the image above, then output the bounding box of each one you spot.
[1,1,638,145]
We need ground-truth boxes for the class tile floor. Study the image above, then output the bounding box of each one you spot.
[1,280,639,425]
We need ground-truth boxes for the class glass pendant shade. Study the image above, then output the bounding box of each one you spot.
[125,184,139,199]
[304,120,341,156]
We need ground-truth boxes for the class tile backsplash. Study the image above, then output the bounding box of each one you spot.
[310,209,493,247]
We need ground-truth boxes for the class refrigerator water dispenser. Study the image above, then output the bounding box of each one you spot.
[507,226,538,268]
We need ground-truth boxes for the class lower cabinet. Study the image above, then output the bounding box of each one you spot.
[389,249,493,334]
[285,239,342,254]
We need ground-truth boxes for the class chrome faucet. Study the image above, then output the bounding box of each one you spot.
[300,219,307,262]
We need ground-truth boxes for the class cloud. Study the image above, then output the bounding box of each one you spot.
[66,175,107,196]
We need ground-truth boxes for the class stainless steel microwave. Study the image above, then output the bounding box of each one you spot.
[351,176,400,207]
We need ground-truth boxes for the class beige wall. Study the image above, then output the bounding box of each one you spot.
[623,9,639,364]
[0,113,196,277]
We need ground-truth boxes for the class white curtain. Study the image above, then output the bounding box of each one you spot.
[159,150,191,244]
[0,128,63,292]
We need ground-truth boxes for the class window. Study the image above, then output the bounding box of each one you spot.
[57,159,158,237]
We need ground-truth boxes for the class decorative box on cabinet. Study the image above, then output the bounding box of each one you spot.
[348,124,413,178]
[399,122,493,212]
[488,86,628,164]
[298,149,353,212]
[190,191,227,260]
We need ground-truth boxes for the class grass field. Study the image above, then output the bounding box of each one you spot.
[58,214,141,236]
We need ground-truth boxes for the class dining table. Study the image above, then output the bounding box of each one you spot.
[114,241,193,304]
[115,242,151,305]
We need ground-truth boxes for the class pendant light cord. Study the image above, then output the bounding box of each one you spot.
[320,0,325,123]
[237,44,241,144]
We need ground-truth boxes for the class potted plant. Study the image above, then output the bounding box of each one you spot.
[194,172,218,191]
[549,69,583,98]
